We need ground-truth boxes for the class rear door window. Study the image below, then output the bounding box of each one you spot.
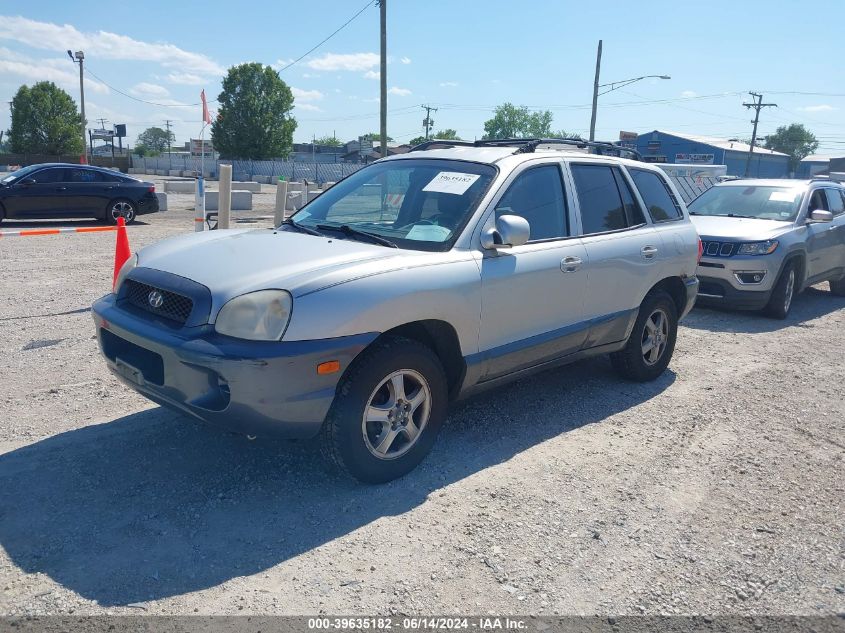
[571,164,643,234]
[629,168,682,222]
[66,168,105,183]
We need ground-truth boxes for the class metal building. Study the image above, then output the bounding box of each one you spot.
[632,130,790,178]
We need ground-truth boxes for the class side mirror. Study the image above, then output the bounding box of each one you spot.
[809,209,833,223]
[480,214,530,249]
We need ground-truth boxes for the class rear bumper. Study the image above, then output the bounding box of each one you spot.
[136,194,159,215]
[92,293,377,439]
[695,275,771,310]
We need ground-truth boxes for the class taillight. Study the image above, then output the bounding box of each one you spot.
[697,238,703,263]
[148,185,155,193]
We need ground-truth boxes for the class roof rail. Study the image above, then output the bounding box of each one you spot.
[409,137,642,160]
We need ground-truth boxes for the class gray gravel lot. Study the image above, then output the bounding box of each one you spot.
[0,181,843,616]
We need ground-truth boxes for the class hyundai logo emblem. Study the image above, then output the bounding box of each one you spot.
[147,290,164,309]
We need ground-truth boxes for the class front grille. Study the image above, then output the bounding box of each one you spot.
[125,279,194,324]
[701,240,736,258]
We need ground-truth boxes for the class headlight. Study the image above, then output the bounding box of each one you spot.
[215,290,292,341]
[114,253,138,293]
[738,240,779,256]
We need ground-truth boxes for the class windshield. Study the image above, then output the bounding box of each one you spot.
[0,164,40,184]
[289,158,497,251]
[689,185,803,221]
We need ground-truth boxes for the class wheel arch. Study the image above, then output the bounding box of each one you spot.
[782,249,807,288]
[373,319,466,401]
[647,276,687,317]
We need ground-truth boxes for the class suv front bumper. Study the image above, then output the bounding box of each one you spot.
[695,254,781,310]
[92,294,377,439]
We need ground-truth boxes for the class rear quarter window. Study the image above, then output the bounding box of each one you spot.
[629,168,683,222]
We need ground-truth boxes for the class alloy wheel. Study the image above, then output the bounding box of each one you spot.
[111,201,135,223]
[361,369,431,460]
[783,269,795,314]
[641,308,669,366]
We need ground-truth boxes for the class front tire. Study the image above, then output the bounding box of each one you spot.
[764,261,796,319]
[319,336,448,484]
[106,199,136,225]
[830,277,845,297]
[611,291,678,382]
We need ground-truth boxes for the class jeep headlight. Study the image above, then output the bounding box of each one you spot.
[215,290,292,341]
[738,240,779,256]
[114,253,138,293]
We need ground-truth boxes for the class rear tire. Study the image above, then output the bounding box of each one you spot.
[764,261,796,319]
[830,277,845,297]
[319,336,448,484]
[105,199,136,225]
[611,291,678,382]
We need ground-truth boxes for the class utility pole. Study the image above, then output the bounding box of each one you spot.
[588,39,602,142]
[378,0,387,158]
[68,50,87,163]
[742,92,776,177]
[164,119,173,169]
[422,104,437,140]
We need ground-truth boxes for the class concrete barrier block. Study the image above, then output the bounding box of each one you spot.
[205,191,252,211]
[155,192,168,211]
[163,180,196,193]
[252,175,271,184]
[232,181,262,193]
[155,170,167,176]
[234,172,250,182]
[168,170,182,177]
[321,181,336,189]
[286,191,306,210]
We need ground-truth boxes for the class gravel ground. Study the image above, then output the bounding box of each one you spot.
[0,180,843,617]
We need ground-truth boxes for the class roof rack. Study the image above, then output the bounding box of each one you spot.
[409,137,642,160]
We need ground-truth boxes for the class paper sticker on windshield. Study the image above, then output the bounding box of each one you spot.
[422,171,480,195]
[405,224,452,242]
[769,191,796,202]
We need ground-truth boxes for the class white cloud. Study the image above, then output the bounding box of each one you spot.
[305,52,379,72]
[166,72,205,86]
[273,58,294,69]
[388,86,411,96]
[131,82,169,97]
[798,104,836,112]
[680,90,698,98]
[400,56,411,64]
[0,15,224,75]
[439,81,458,87]
[295,103,321,112]
[291,87,324,101]
[0,58,109,94]
[363,70,380,80]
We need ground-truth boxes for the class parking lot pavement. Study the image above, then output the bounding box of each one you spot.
[0,209,843,616]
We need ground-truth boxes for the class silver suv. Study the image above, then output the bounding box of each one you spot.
[688,179,845,318]
[93,139,700,483]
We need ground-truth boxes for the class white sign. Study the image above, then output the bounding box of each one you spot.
[422,171,480,195]
[769,191,798,202]
[405,224,452,242]
[675,153,715,164]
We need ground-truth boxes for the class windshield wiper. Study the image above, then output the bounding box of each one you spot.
[279,218,324,236]
[316,224,398,248]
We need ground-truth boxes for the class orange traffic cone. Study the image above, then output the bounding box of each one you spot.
[112,216,132,291]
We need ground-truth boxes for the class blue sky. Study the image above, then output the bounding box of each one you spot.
[1,0,843,154]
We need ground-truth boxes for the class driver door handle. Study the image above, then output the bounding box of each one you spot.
[560,255,582,273]
[55,186,67,191]
[641,245,659,259]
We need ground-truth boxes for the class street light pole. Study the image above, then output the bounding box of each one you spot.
[589,40,602,142]
[68,50,87,164]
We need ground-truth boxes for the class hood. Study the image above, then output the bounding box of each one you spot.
[136,228,420,299]
[690,215,794,242]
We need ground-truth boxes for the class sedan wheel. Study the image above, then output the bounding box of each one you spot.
[108,200,136,224]
[362,369,431,460]
[641,308,670,366]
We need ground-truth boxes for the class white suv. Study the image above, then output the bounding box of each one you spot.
[94,139,701,483]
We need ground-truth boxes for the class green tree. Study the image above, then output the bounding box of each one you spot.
[7,82,83,155]
[212,63,296,159]
[136,127,174,154]
[763,123,819,172]
[482,103,555,140]
[409,129,462,146]
[314,135,342,147]
[360,132,394,142]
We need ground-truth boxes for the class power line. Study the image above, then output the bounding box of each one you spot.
[275,0,376,73]
[85,67,205,107]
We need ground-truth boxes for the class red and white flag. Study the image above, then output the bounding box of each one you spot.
[201,89,213,125]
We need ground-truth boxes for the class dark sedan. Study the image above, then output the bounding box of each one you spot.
[0,163,159,224]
